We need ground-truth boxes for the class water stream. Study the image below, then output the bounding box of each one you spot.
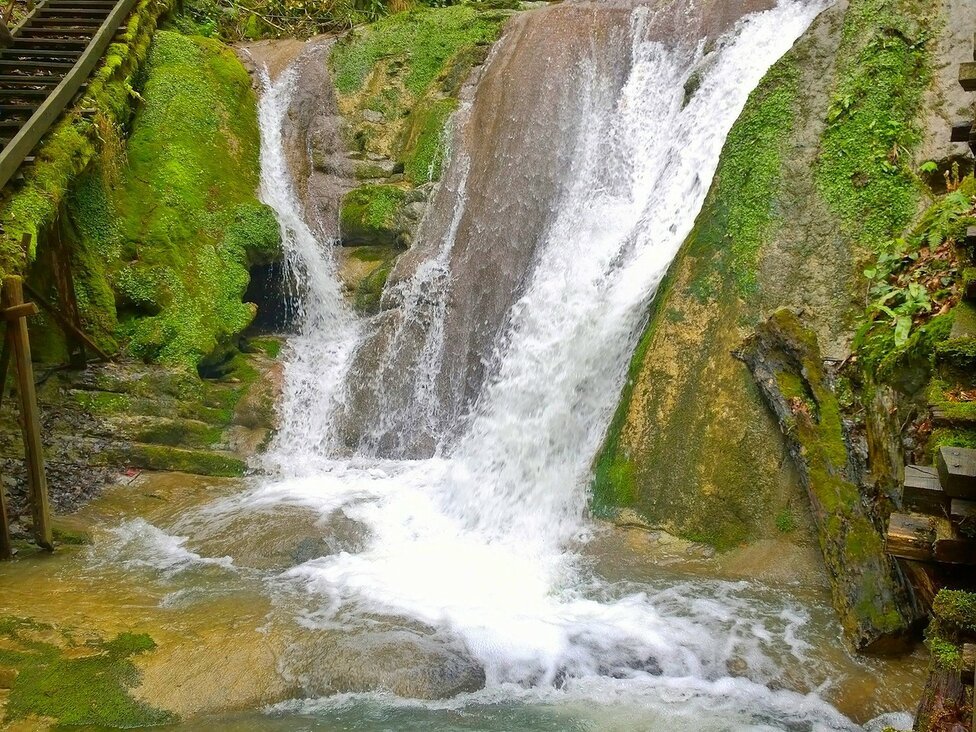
[0,0,931,728]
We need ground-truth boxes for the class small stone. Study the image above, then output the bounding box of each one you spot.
[362,110,383,124]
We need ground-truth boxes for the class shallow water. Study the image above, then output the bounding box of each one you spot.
[0,472,925,729]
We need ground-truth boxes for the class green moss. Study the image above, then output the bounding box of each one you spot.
[815,0,936,249]
[930,426,976,457]
[933,590,976,632]
[247,336,282,359]
[129,419,224,449]
[102,31,276,368]
[331,7,501,96]
[0,0,174,276]
[0,619,172,727]
[403,97,458,183]
[709,58,800,295]
[340,185,407,245]
[51,526,92,546]
[858,311,954,387]
[117,443,246,477]
[774,510,796,533]
[935,337,976,370]
[72,390,132,415]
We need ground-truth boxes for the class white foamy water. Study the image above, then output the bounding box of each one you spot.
[88,0,912,728]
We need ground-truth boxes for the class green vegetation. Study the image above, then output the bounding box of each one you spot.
[340,184,408,245]
[0,0,174,275]
[68,31,279,368]
[403,97,458,182]
[331,6,500,95]
[0,617,173,727]
[815,0,936,249]
[705,58,800,296]
[330,6,504,182]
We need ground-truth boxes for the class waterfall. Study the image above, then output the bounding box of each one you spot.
[255,59,360,466]
[178,0,893,726]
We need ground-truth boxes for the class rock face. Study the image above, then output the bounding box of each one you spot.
[736,309,921,651]
[594,0,950,549]
[333,0,774,459]
[0,340,283,536]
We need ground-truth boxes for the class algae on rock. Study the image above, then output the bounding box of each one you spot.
[736,309,920,651]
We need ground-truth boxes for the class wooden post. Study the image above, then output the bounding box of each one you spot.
[2,276,52,551]
[0,467,10,560]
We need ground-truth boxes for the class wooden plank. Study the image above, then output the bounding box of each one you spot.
[962,643,976,681]
[904,464,949,513]
[23,280,109,361]
[0,0,139,190]
[886,511,937,561]
[937,446,976,498]
[2,276,51,550]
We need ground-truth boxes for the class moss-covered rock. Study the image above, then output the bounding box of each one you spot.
[330,6,505,183]
[736,310,919,651]
[593,0,941,550]
[0,617,173,728]
[340,184,408,246]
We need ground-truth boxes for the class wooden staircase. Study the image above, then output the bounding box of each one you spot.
[0,0,138,189]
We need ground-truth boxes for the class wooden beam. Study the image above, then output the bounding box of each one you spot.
[0,462,10,560]
[50,222,86,368]
[2,276,51,551]
[904,464,949,514]
[22,281,109,361]
[951,121,973,143]
[886,512,938,561]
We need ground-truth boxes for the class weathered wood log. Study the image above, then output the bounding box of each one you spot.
[900,559,942,611]
[736,309,921,652]
[914,667,969,731]
[0,465,9,560]
[959,643,976,682]
[905,465,950,514]
[937,446,976,499]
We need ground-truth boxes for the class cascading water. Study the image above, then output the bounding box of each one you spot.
[82,0,922,728]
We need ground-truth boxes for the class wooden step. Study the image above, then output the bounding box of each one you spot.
[0,60,74,70]
[904,464,949,514]
[19,29,98,38]
[27,15,105,28]
[0,88,51,98]
[11,39,91,48]
[961,62,976,92]
[937,446,976,499]
[887,512,942,561]
[0,49,83,59]
[37,7,111,15]
[0,103,38,113]
[951,121,973,143]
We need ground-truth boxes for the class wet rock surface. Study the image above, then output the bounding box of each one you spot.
[0,340,283,540]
